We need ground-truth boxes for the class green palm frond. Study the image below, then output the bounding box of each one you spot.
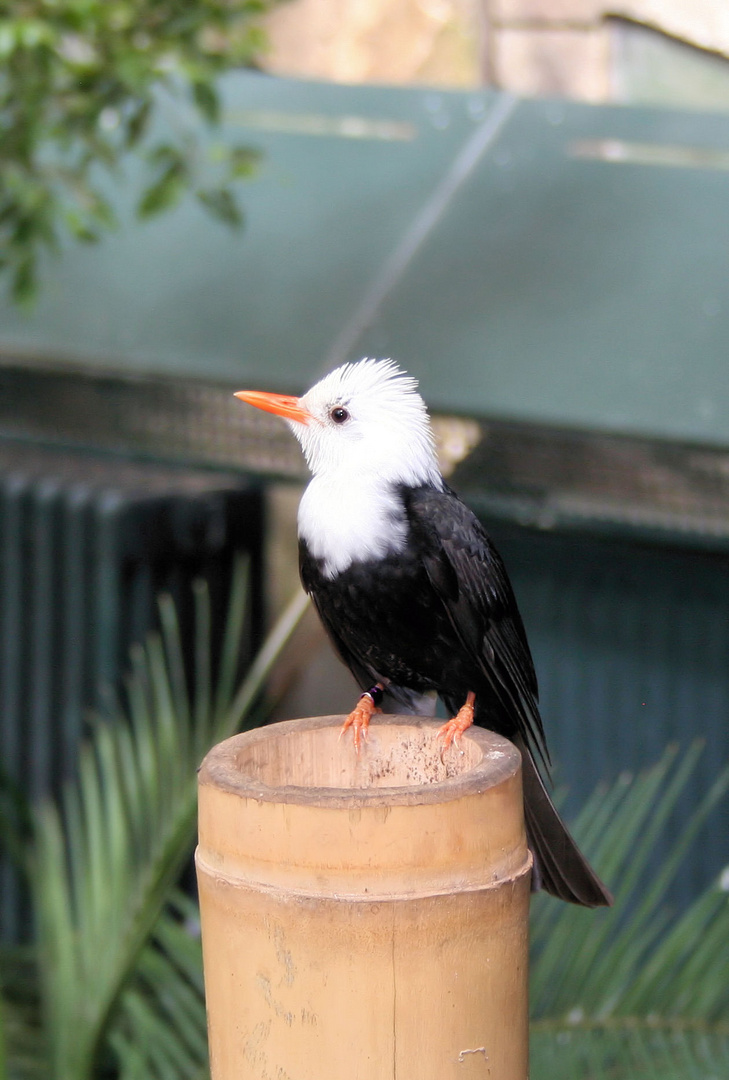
[531,1024,729,1080]
[0,993,6,1080]
[109,893,208,1080]
[29,559,309,1080]
[0,944,44,1080]
[530,744,729,1079]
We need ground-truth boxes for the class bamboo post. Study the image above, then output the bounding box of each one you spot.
[196,715,531,1080]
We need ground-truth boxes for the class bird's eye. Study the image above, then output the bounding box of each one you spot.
[330,406,350,424]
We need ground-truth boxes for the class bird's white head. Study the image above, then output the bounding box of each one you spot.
[235,359,443,489]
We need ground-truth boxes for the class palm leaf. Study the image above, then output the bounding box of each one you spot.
[0,992,6,1080]
[530,744,729,1079]
[29,558,309,1080]
[110,893,208,1080]
[0,944,44,1080]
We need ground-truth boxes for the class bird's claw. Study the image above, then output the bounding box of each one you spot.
[340,694,381,754]
[438,723,464,752]
[437,700,475,760]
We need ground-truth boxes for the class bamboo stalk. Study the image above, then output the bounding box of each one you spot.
[196,715,531,1079]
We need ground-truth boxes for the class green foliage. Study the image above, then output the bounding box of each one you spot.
[108,893,209,1080]
[0,0,280,302]
[0,560,309,1079]
[0,995,5,1080]
[530,745,729,1079]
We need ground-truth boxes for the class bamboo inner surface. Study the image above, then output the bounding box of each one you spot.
[202,713,517,804]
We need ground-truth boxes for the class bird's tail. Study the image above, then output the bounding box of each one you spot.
[515,736,613,908]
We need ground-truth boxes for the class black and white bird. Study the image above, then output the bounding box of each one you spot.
[236,359,612,908]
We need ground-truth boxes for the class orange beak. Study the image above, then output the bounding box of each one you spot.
[234,389,312,425]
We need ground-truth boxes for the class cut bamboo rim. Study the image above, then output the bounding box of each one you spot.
[196,715,531,1080]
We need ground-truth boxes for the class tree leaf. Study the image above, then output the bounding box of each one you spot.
[124,100,152,148]
[11,258,38,305]
[0,0,276,301]
[137,163,187,218]
[196,186,243,227]
[228,144,261,179]
[192,80,220,124]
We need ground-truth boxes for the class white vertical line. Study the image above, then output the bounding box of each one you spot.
[324,91,519,370]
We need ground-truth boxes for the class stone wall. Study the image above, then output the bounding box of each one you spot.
[263,0,483,88]
[487,0,729,100]
[262,0,729,102]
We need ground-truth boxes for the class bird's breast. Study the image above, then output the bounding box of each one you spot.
[302,539,473,696]
[298,477,409,579]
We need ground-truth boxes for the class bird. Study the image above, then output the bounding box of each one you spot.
[235,358,612,908]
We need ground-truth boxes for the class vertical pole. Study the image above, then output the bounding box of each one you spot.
[196,715,531,1080]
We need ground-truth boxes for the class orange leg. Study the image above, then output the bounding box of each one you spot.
[437,691,476,750]
[340,686,384,752]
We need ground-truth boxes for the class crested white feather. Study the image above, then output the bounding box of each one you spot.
[292,359,444,578]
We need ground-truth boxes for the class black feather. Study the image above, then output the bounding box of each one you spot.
[300,482,612,908]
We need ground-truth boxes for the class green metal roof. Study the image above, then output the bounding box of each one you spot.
[1,72,729,449]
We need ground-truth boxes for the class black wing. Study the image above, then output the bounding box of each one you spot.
[406,485,549,767]
[409,487,615,906]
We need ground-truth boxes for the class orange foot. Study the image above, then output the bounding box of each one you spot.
[437,693,476,751]
[340,692,382,753]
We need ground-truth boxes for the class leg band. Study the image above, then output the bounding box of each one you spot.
[362,684,384,707]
